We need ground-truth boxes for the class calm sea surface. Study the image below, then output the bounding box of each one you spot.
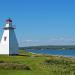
[25,49,75,57]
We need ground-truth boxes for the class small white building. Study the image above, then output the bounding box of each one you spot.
[0,18,19,55]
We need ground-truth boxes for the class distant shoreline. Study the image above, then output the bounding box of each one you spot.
[20,45,75,50]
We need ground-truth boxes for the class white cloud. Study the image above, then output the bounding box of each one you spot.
[25,40,33,42]
[19,36,75,47]
[25,40,39,42]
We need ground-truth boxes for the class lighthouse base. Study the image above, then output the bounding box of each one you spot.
[0,44,18,55]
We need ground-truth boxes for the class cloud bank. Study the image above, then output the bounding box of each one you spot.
[19,37,75,47]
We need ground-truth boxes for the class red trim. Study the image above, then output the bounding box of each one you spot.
[6,18,12,22]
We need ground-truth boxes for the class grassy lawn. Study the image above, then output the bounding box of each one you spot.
[0,50,75,75]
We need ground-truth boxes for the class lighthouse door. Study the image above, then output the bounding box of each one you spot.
[4,37,7,41]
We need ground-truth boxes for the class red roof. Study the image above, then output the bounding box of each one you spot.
[6,18,12,22]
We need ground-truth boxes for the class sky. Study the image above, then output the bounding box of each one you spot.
[0,0,75,47]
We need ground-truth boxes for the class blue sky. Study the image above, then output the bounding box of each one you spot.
[0,0,75,46]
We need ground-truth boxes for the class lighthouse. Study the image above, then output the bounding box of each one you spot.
[0,18,19,55]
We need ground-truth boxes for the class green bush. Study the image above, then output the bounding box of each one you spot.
[0,63,31,70]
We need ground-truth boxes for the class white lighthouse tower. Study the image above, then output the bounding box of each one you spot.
[0,18,19,55]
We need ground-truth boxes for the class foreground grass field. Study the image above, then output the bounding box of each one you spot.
[0,50,75,75]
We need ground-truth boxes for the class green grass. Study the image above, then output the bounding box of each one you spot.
[0,50,75,75]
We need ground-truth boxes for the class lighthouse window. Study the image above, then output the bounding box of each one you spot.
[4,37,7,41]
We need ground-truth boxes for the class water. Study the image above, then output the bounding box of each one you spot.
[25,49,75,57]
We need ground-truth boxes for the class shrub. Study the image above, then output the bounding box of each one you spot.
[0,63,31,70]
